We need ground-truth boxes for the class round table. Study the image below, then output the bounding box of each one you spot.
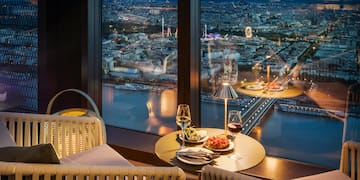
[155,128,265,173]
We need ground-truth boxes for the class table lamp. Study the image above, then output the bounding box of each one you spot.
[213,82,238,135]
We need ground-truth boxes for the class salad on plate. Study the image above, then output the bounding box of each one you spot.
[180,127,208,143]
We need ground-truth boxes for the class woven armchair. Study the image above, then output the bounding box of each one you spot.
[0,111,105,158]
[0,112,186,180]
[340,141,360,180]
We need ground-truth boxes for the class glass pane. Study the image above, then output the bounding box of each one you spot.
[0,0,38,112]
[102,0,178,135]
[200,1,360,168]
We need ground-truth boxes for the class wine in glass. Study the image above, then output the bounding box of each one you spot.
[176,104,192,149]
[227,110,243,160]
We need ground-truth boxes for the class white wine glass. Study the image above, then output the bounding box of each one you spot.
[176,104,192,149]
[227,110,243,160]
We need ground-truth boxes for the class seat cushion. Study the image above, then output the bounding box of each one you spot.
[0,121,16,147]
[60,144,133,166]
[0,143,60,164]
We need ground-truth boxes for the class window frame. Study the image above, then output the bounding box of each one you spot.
[83,0,102,109]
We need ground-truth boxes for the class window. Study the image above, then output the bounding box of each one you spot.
[0,0,38,112]
[101,0,178,135]
[200,1,360,168]
[100,0,360,169]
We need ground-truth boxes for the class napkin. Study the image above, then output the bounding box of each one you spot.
[176,150,220,162]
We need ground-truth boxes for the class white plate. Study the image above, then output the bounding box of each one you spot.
[176,147,214,165]
[245,84,264,90]
[204,141,235,152]
[178,133,209,143]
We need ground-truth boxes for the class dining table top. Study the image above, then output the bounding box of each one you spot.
[155,128,266,173]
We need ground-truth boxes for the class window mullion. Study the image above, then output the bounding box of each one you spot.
[178,0,201,127]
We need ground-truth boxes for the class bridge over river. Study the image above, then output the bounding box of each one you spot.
[239,97,277,135]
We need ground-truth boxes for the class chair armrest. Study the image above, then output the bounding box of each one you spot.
[0,161,186,180]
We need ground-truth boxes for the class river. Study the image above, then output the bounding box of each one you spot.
[102,85,343,168]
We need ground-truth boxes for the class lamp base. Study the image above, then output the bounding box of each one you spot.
[224,98,228,136]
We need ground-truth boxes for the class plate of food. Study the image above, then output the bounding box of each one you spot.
[203,135,234,152]
[179,127,208,143]
[245,84,264,91]
[176,147,216,165]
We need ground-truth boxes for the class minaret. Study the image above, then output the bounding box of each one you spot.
[175,27,178,38]
[208,41,212,67]
[161,16,165,38]
[167,27,171,37]
[163,55,168,74]
[278,36,281,47]
[357,42,360,70]
[204,24,208,38]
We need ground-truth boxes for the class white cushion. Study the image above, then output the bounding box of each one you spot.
[60,144,133,166]
[292,170,350,180]
[0,121,16,147]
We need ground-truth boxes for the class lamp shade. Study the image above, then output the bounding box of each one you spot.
[213,82,238,99]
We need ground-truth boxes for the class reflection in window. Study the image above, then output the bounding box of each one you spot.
[0,0,38,112]
[200,1,360,168]
[101,0,178,135]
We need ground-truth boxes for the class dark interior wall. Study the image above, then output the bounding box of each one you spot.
[38,0,83,113]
